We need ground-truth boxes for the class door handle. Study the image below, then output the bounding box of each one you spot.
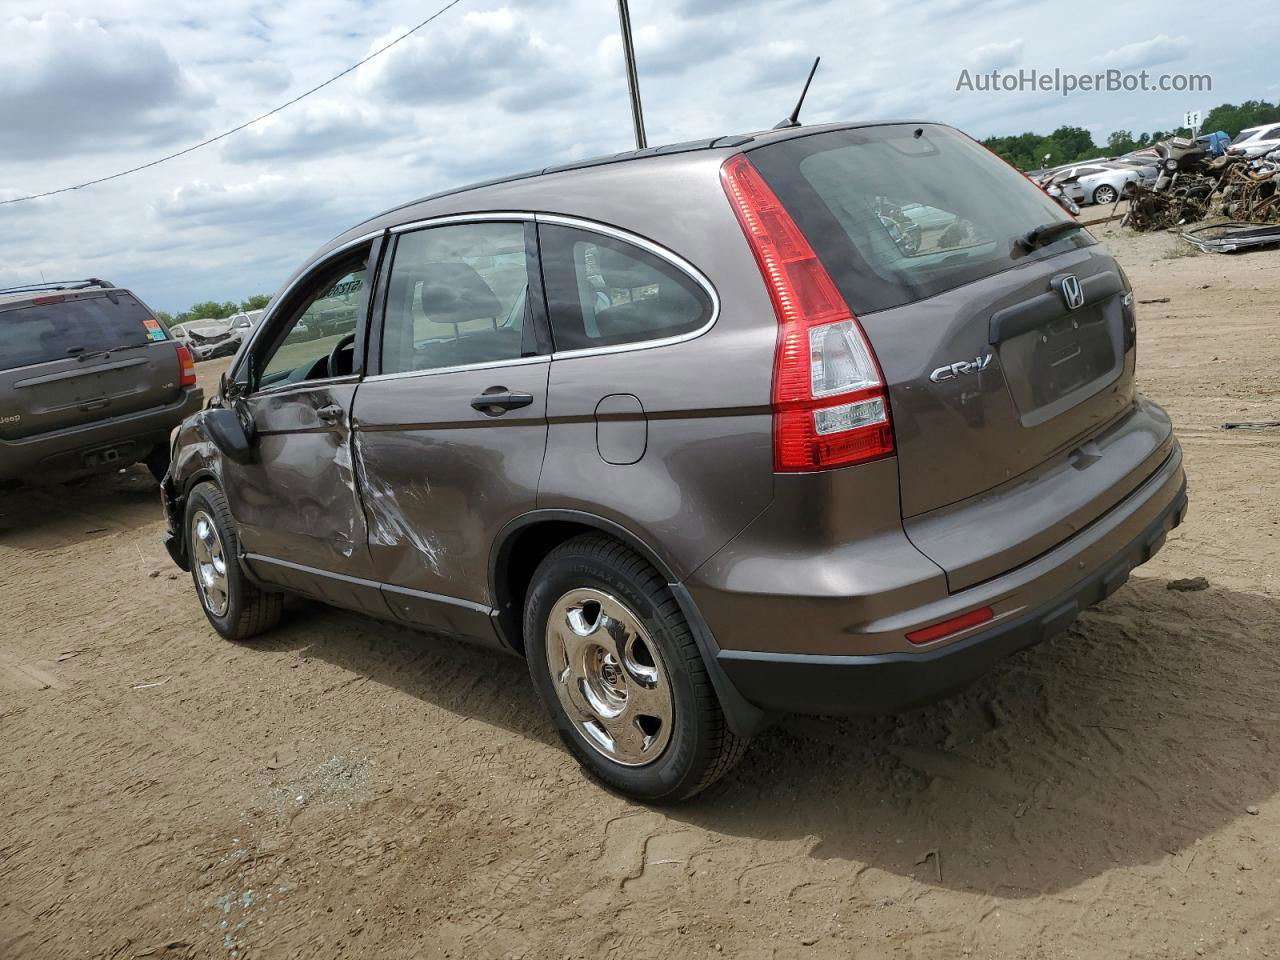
[470,389,534,415]
[316,403,343,423]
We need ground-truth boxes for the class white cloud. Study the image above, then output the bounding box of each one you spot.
[223,100,394,163]
[0,11,209,159]
[972,38,1024,71]
[355,9,580,112]
[1096,34,1191,70]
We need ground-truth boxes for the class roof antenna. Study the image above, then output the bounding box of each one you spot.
[773,56,820,130]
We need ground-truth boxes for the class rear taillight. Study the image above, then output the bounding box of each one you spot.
[32,294,65,305]
[720,153,894,472]
[176,344,197,387]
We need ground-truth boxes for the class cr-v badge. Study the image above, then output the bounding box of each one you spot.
[930,353,992,383]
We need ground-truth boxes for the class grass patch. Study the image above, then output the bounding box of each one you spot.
[1163,240,1201,259]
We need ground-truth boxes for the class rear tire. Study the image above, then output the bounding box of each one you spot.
[524,534,747,802]
[184,481,282,641]
[1093,183,1119,205]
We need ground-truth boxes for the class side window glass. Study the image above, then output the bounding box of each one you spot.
[539,224,712,352]
[381,222,529,375]
[260,260,368,385]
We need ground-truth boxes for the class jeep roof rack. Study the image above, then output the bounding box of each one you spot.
[0,278,115,296]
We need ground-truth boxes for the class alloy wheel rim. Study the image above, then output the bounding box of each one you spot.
[190,510,230,618]
[544,588,674,767]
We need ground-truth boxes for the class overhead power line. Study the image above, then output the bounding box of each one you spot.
[0,0,466,207]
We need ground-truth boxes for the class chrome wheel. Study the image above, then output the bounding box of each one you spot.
[1095,184,1118,205]
[190,510,229,617]
[544,588,674,767]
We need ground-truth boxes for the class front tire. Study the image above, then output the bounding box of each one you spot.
[524,534,746,802]
[184,481,282,641]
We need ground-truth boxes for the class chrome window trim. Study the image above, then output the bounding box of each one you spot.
[231,230,383,381]
[258,212,722,386]
[391,211,533,234]
[364,354,547,384]
[250,373,360,400]
[534,213,721,360]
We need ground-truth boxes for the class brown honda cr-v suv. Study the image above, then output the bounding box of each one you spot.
[161,122,1186,801]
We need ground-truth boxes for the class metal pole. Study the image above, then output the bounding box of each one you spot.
[615,0,647,150]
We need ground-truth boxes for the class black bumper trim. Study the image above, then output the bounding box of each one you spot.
[716,480,1188,717]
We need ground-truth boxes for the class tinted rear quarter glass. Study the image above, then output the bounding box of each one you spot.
[747,124,1091,314]
[539,224,712,351]
[0,293,164,372]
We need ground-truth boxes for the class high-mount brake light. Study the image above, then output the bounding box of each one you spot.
[32,294,66,305]
[176,344,197,387]
[720,153,894,471]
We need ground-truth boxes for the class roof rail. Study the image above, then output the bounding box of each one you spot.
[0,278,115,296]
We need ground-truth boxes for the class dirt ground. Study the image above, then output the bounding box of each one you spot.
[4,225,1280,960]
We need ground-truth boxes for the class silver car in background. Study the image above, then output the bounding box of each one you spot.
[1047,162,1154,205]
[1228,122,1280,158]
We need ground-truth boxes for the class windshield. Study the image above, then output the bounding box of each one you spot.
[747,123,1090,315]
[0,292,166,372]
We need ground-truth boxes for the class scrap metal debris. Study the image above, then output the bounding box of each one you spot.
[1182,221,1280,254]
[1124,138,1280,232]
[1222,419,1280,430]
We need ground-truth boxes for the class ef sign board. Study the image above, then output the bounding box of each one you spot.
[1184,110,1202,132]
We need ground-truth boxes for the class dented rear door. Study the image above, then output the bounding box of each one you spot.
[352,218,549,645]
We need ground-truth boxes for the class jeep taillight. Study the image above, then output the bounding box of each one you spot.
[176,344,197,387]
[720,153,894,472]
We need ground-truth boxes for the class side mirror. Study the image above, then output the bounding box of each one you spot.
[202,407,255,464]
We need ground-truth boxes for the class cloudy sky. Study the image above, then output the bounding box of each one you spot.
[2,0,1277,313]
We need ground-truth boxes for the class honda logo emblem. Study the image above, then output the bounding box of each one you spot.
[1059,274,1085,310]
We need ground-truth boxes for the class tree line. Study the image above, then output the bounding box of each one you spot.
[156,294,271,327]
[983,99,1279,170]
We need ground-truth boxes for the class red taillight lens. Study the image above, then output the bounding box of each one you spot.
[720,153,894,472]
[176,344,197,387]
[32,294,66,305]
[906,606,994,645]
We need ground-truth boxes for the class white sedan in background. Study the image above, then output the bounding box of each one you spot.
[1046,162,1154,206]
[1228,122,1280,158]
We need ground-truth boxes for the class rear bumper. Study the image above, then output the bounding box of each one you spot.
[700,439,1186,717]
[0,387,203,482]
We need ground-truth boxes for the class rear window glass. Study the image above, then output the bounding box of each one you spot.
[748,124,1091,315]
[0,293,165,372]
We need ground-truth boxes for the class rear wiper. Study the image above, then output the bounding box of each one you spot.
[71,342,148,362]
[1017,220,1084,253]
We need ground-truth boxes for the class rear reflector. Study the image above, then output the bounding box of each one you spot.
[720,153,894,471]
[176,344,197,387]
[906,606,994,645]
